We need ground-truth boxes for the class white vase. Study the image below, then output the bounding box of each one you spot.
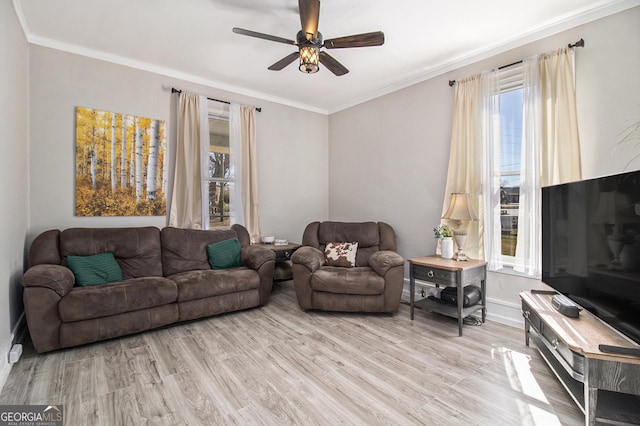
[441,237,454,259]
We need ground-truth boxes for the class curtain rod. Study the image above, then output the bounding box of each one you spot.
[171,88,262,112]
[448,38,585,87]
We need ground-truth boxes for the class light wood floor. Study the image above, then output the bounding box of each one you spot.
[1,281,583,425]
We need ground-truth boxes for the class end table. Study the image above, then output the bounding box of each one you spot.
[409,256,487,336]
[255,242,301,281]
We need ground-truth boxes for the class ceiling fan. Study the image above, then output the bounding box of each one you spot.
[232,0,384,76]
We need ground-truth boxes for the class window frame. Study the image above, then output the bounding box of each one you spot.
[204,106,233,230]
[494,64,526,271]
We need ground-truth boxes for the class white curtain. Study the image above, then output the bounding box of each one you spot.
[480,69,502,270]
[514,48,582,276]
[443,47,581,275]
[230,104,261,243]
[441,75,485,260]
[229,104,244,228]
[168,92,209,228]
[537,48,582,187]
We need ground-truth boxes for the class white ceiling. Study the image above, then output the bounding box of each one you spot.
[13,0,638,114]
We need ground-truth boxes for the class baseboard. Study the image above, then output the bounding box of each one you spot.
[485,298,523,328]
[0,312,27,391]
[402,279,524,329]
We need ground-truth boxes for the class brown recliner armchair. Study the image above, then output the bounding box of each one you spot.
[291,221,404,313]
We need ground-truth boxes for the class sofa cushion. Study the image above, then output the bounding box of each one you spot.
[310,267,385,295]
[324,242,358,267]
[66,252,123,286]
[60,227,163,279]
[58,277,178,322]
[162,227,240,276]
[207,238,242,269]
[59,304,179,349]
[170,268,260,302]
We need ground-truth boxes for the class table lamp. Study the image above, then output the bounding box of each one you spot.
[442,193,478,261]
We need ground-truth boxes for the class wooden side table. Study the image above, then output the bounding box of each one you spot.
[255,242,300,281]
[409,256,487,336]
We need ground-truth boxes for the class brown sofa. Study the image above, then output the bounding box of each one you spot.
[291,221,404,313]
[22,224,275,353]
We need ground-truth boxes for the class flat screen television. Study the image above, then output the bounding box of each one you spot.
[542,169,640,345]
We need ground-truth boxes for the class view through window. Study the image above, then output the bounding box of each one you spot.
[499,88,523,259]
[207,114,231,228]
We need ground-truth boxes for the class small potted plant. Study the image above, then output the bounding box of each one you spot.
[433,224,454,259]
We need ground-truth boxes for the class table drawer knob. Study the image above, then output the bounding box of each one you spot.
[427,270,434,278]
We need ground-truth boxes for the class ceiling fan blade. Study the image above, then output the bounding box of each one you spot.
[268,52,300,71]
[232,27,296,45]
[324,31,385,49]
[298,0,320,40]
[319,52,349,76]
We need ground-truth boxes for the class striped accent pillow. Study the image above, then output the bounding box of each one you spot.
[207,238,242,270]
[66,252,123,287]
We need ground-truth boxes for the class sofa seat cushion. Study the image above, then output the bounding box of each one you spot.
[59,277,178,322]
[170,268,260,302]
[310,266,385,295]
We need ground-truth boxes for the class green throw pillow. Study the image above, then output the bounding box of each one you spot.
[207,238,242,270]
[66,252,123,287]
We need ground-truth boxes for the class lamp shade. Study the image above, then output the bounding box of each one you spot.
[442,193,478,221]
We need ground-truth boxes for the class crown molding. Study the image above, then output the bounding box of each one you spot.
[13,0,638,116]
[12,0,328,116]
[28,33,329,115]
[11,0,30,41]
[327,0,640,114]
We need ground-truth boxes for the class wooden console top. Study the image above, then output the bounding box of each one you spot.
[521,291,640,364]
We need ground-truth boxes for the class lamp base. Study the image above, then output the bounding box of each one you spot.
[452,233,469,261]
[453,250,469,261]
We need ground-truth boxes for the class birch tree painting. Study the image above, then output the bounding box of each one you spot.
[75,106,166,216]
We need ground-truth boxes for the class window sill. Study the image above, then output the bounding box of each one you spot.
[488,265,540,280]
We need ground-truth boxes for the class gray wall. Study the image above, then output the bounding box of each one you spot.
[0,1,30,384]
[328,7,640,326]
[28,46,329,244]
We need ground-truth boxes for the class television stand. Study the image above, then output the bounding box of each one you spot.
[520,291,640,425]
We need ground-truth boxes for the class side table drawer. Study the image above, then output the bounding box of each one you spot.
[412,266,456,285]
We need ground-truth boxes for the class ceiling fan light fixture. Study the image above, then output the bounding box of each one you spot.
[299,46,319,74]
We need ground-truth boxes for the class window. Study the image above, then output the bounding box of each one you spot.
[205,104,233,229]
[460,49,579,278]
[485,63,527,270]
[499,87,523,263]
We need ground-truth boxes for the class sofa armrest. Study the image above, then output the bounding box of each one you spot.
[291,246,324,273]
[22,264,75,297]
[241,245,276,270]
[368,251,404,276]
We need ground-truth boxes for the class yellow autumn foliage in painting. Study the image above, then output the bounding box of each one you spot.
[75,107,166,216]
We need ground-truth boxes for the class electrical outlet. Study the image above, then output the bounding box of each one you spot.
[9,344,22,364]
